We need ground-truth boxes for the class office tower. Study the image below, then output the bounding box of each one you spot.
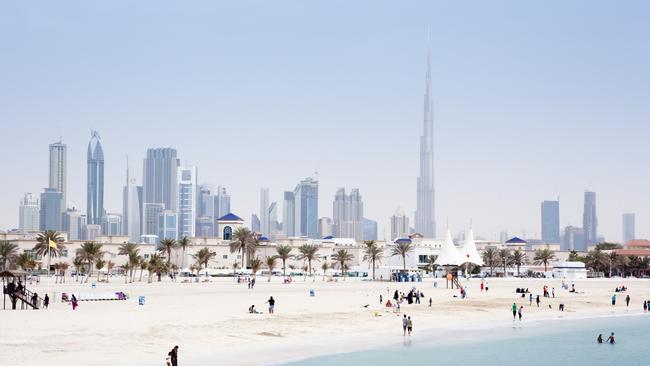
[122,160,143,242]
[332,188,364,241]
[259,188,270,235]
[216,186,230,219]
[562,226,585,251]
[49,141,67,212]
[101,213,122,236]
[196,216,214,237]
[582,191,598,247]
[414,36,436,239]
[86,131,104,225]
[143,203,165,238]
[500,230,509,244]
[19,193,40,232]
[283,191,295,237]
[62,208,86,240]
[84,224,101,241]
[294,177,319,238]
[39,188,62,231]
[541,200,560,243]
[390,207,410,240]
[197,184,213,218]
[268,202,279,237]
[363,218,378,241]
[159,210,178,241]
[177,166,197,238]
[251,214,260,233]
[622,213,635,245]
[318,217,332,238]
[142,148,180,233]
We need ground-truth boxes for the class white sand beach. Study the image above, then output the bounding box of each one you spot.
[2,277,649,366]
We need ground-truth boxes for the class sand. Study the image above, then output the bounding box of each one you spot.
[2,275,649,365]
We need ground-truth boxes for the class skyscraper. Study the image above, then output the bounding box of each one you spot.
[391,207,410,240]
[318,217,332,238]
[363,218,378,241]
[283,191,295,237]
[122,159,143,242]
[251,214,260,233]
[62,208,86,240]
[541,200,560,243]
[582,191,598,247]
[563,225,585,251]
[101,213,122,236]
[40,188,62,231]
[158,210,178,241]
[49,141,67,212]
[177,166,197,238]
[268,201,279,237]
[142,148,179,235]
[332,188,364,241]
[259,187,270,235]
[143,203,164,237]
[216,186,230,219]
[19,193,40,232]
[622,213,635,245]
[415,34,436,239]
[294,177,319,238]
[86,131,104,225]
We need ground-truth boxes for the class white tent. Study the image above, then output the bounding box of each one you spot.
[434,229,462,266]
[459,228,483,265]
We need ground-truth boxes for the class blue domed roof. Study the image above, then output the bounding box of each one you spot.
[322,235,334,240]
[217,213,243,221]
[395,237,412,244]
[506,237,527,244]
[258,236,270,242]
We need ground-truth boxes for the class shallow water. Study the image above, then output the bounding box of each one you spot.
[283,315,650,366]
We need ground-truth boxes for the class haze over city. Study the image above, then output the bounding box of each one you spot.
[1,1,648,241]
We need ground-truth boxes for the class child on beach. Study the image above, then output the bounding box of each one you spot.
[402,315,408,336]
[407,316,413,336]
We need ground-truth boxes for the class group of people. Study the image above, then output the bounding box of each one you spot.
[392,288,425,305]
[614,285,628,292]
[511,303,524,320]
[597,333,615,344]
[3,279,49,310]
[402,314,414,336]
[247,296,276,314]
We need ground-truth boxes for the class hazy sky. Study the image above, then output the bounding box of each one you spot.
[1,1,648,242]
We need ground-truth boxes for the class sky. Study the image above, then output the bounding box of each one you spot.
[1,1,649,242]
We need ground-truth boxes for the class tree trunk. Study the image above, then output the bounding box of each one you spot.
[282,260,286,277]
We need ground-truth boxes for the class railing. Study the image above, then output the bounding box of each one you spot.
[3,285,43,310]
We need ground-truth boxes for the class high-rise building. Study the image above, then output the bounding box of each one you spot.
[563,225,585,251]
[622,213,635,245]
[158,210,178,241]
[251,214,260,233]
[332,188,364,241]
[197,184,213,218]
[142,148,179,232]
[541,200,560,244]
[414,36,436,239]
[582,191,598,247]
[268,201,279,237]
[499,230,509,244]
[177,166,197,238]
[318,217,332,238]
[143,203,165,238]
[195,216,214,237]
[294,177,319,238]
[62,208,85,240]
[390,207,410,240]
[19,193,40,232]
[49,141,67,212]
[259,187,270,235]
[122,160,143,242]
[283,191,295,237]
[84,224,101,241]
[216,186,230,219]
[40,188,62,231]
[101,213,122,236]
[86,131,104,225]
[363,218,378,241]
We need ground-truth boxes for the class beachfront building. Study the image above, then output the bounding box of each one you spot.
[19,193,40,232]
[216,213,244,241]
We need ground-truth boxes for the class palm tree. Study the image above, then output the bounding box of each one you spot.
[76,241,103,283]
[275,245,293,277]
[177,236,192,270]
[106,260,115,282]
[16,252,34,272]
[391,241,414,273]
[297,244,320,277]
[129,253,142,282]
[511,249,527,276]
[118,243,138,256]
[232,262,240,276]
[498,248,511,277]
[159,238,177,265]
[0,241,19,270]
[426,255,438,274]
[331,249,354,280]
[482,248,498,277]
[33,230,65,258]
[265,256,278,282]
[230,227,253,269]
[533,248,556,272]
[95,258,106,282]
[139,257,147,282]
[73,256,84,282]
[148,253,167,282]
[192,247,216,277]
[249,257,263,278]
[321,261,330,281]
[363,240,384,280]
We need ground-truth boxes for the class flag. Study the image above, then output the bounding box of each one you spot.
[49,239,57,249]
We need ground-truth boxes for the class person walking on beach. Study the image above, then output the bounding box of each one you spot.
[529,293,533,306]
[552,288,555,298]
[429,297,432,307]
[597,334,603,343]
[611,294,617,306]
[71,294,78,310]
[536,295,540,308]
[31,292,38,308]
[380,294,383,304]
[643,300,647,311]
[407,316,413,336]
[402,315,408,336]
[266,296,275,314]
[625,295,630,307]
[167,345,178,366]
[480,281,484,292]
[43,294,49,309]
[518,306,523,321]
[606,333,615,344]
[511,303,517,320]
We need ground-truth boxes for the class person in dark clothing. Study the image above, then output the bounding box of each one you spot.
[393,290,399,301]
[43,294,50,309]
[266,296,275,314]
[625,295,630,307]
[606,333,615,344]
[31,292,38,308]
[167,345,178,366]
[597,334,603,343]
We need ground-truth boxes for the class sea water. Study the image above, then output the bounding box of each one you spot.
[283,315,650,366]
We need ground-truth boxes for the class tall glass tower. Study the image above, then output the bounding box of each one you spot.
[49,141,67,213]
[541,200,560,243]
[415,32,436,238]
[294,177,318,238]
[582,191,598,246]
[87,131,104,225]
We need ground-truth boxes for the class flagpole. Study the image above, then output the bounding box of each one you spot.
[47,245,51,303]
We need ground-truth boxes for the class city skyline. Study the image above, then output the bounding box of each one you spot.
[1,2,649,241]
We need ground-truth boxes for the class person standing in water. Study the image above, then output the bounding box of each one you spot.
[511,303,517,320]
[611,294,617,306]
[407,316,413,336]
[606,333,615,344]
[518,306,523,321]
[625,294,630,307]
[597,334,603,343]
[402,315,408,336]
